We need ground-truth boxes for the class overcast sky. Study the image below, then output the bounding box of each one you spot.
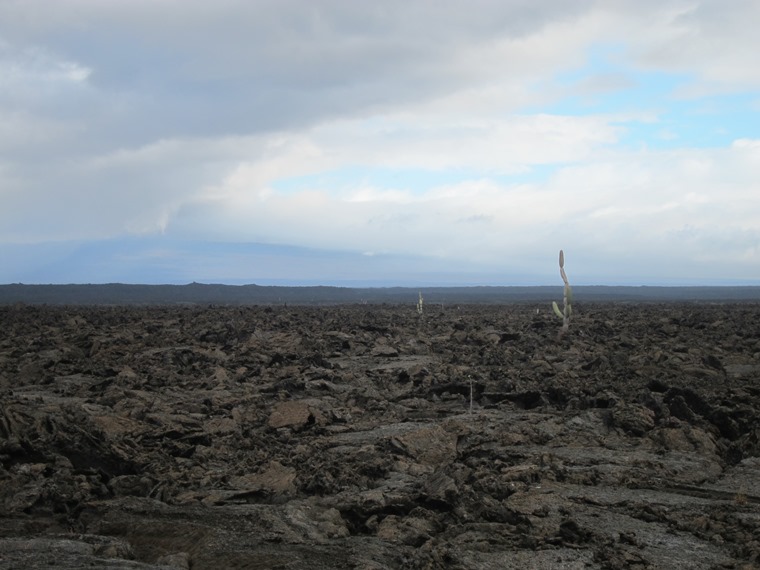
[1,0,759,286]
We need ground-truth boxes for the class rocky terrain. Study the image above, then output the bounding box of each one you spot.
[1,302,759,569]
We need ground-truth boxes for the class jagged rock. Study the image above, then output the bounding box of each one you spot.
[390,424,458,466]
[611,403,656,436]
[0,303,757,569]
[229,460,297,495]
[267,400,327,429]
[371,344,399,357]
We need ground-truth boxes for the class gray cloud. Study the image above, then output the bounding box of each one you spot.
[0,0,595,146]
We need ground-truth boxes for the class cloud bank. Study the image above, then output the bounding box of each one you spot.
[1,0,759,284]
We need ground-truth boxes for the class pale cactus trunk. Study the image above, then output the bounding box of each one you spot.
[552,249,572,336]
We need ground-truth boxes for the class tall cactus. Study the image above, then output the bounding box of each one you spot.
[552,249,572,337]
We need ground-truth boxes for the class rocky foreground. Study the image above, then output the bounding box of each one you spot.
[1,303,759,569]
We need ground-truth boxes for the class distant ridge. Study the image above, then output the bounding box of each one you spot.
[1,283,759,305]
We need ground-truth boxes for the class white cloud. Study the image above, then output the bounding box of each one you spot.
[166,134,760,282]
[0,135,263,242]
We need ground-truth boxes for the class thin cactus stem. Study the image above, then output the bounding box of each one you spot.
[553,249,572,337]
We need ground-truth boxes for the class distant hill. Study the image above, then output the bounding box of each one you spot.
[1,283,759,305]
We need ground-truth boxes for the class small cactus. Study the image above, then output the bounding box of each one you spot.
[552,249,572,337]
[417,291,424,316]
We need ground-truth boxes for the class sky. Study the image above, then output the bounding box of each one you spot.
[1,0,759,287]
